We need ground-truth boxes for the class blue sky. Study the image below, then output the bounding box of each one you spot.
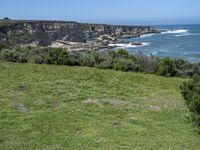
[1,0,200,25]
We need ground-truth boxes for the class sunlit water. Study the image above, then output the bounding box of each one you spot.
[111,24,200,62]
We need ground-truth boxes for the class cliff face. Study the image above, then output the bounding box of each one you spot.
[82,24,155,39]
[0,20,157,46]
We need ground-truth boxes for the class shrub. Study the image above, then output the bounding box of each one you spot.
[156,58,177,77]
[172,59,193,77]
[80,52,96,67]
[44,48,81,66]
[107,50,118,59]
[57,50,69,65]
[64,52,81,66]
[180,76,200,126]
[45,48,63,64]
[113,58,136,72]
[192,63,200,76]
[117,49,129,58]
[28,48,48,64]
[0,47,200,78]
[3,17,10,20]
[0,43,9,50]
[95,59,114,69]
[135,54,157,73]
[0,47,28,63]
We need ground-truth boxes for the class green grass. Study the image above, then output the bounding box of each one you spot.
[0,61,200,150]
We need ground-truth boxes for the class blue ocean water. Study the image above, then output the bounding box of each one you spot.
[117,24,200,62]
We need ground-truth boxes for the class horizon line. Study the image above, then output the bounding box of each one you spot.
[1,17,200,26]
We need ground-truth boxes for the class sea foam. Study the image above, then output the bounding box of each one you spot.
[161,29,188,34]
[109,42,150,48]
[140,33,156,38]
[173,33,199,37]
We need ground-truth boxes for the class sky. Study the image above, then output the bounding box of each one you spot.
[1,0,200,25]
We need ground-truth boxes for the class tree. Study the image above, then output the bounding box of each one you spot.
[3,17,10,20]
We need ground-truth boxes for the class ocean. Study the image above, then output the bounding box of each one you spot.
[112,24,200,62]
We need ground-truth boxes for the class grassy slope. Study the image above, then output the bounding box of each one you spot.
[0,62,199,150]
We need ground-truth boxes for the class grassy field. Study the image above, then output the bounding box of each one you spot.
[0,61,200,150]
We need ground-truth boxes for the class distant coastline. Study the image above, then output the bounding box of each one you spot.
[0,19,158,51]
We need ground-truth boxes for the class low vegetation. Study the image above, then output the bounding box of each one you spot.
[0,62,200,149]
[0,46,200,77]
[1,46,200,148]
[181,76,200,126]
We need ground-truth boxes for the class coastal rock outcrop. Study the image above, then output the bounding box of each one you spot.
[130,42,143,46]
[0,20,158,50]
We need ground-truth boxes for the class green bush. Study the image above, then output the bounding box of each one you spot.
[135,54,157,73]
[64,52,81,66]
[107,50,118,59]
[80,52,96,67]
[0,47,200,78]
[113,58,136,72]
[28,48,48,64]
[0,47,28,63]
[95,59,114,69]
[0,43,9,50]
[45,48,63,64]
[57,50,69,65]
[180,76,200,126]
[156,58,177,77]
[117,49,129,58]
[44,48,81,66]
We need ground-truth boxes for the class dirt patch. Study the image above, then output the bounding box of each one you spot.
[144,98,184,110]
[34,100,46,106]
[82,98,131,106]
[18,84,26,92]
[75,128,83,136]
[14,103,29,112]
[82,99,101,105]
[145,99,182,111]
[112,121,122,126]
[52,100,65,108]
[128,114,139,121]
[149,105,161,111]
[93,138,105,144]
[105,99,130,106]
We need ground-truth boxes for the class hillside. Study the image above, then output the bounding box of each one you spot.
[0,62,200,149]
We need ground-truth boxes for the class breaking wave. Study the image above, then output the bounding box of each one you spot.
[161,29,188,34]
[109,42,150,48]
[173,33,199,37]
[140,33,156,38]
[160,29,199,37]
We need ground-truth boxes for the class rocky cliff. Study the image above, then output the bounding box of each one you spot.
[0,20,157,49]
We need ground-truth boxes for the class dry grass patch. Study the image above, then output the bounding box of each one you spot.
[82,98,132,107]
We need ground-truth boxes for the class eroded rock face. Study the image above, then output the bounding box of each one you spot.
[0,20,157,47]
